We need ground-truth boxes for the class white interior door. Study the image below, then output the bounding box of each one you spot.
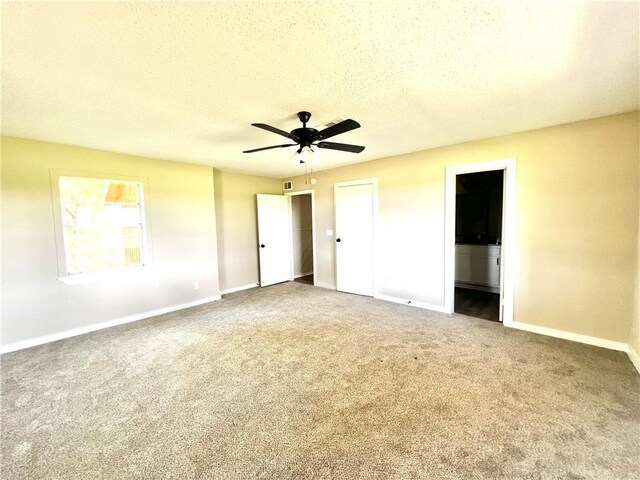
[335,182,374,296]
[257,194,292,287]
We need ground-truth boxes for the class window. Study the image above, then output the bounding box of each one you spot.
[53,174,150,280]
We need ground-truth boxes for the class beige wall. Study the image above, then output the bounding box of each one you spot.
[289,112,639,343]
[1,137,220,347]
[214,170,282,292]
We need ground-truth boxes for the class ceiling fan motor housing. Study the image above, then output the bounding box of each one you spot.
[290,127,318,149]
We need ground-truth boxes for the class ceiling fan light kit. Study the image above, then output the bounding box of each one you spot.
[243,111,365,161]
[289,145,315,164]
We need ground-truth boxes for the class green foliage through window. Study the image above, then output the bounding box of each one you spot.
[59,177,145,274]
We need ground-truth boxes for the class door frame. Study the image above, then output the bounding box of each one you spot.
[285,189,317,286]
[444,158,516,326]
[333,178,379,297]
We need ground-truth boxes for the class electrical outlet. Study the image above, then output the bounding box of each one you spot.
[193,281,200,290]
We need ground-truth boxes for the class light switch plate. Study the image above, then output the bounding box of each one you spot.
[326,229,333,236]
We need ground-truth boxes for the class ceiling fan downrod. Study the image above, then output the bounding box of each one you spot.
[297,111,311,129]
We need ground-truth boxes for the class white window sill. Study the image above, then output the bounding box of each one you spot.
[58,266,153,285]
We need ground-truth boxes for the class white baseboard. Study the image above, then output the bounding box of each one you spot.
[314,281,335,290]
[0,295,222,355]
[294,272,313,279]
[375,293,449,314]
[220,283,259,295]
[627,345,640,374]
[509,321,628,352]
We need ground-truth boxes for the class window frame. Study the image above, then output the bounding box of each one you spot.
[50,170,153,284]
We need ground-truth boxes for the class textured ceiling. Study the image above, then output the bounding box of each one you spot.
[2,1,638,178]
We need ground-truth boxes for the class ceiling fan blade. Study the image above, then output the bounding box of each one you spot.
[251,123,292,139]
[243,144,297,153]
[316,141,365,153]
[314,119,361,141]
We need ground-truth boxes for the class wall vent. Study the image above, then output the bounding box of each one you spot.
[283,180,293,191]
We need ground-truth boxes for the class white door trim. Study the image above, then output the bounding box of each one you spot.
[334,178,379,297]
[444,159,516,326]
[285,189,317,286]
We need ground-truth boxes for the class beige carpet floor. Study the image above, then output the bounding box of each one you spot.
[2,282,639,479]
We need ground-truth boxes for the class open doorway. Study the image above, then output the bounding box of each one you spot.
[287,190,316,286]
[444,159,516,326]
[454,170,503,322]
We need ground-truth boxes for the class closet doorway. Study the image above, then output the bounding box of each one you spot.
[287,190,316,286]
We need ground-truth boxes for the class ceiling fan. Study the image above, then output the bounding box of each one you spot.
[243,111,365,162]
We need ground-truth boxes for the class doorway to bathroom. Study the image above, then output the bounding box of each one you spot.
[444,159,516,325]
[454,170,503,321]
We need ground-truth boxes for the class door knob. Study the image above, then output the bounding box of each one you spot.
[336,238,341,243]
[260,244,265,248]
